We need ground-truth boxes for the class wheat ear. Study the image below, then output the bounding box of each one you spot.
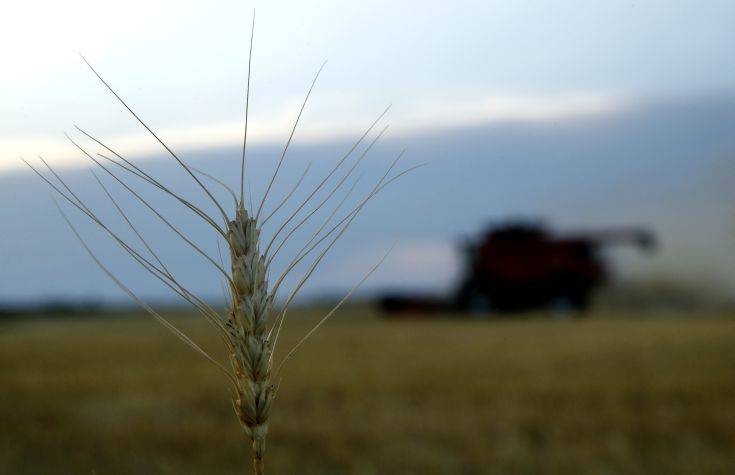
[24,15,422,474]
[227,204,273,473]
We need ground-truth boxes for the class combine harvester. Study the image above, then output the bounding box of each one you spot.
[381,222,656,315]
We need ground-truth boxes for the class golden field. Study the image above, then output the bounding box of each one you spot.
[1,308,734,474]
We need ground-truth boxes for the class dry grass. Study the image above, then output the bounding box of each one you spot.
[2,309,735,474]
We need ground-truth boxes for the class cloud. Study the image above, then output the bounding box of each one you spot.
[399,92,626,132]
[0,92,624,173]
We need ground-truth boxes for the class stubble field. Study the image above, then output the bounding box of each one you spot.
[1,308,734,474]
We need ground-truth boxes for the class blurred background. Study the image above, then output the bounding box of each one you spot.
[2,1,735,473]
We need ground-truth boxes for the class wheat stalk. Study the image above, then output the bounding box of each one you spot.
[23,14,421,474]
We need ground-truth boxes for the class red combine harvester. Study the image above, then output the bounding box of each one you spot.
[381,222,656,315]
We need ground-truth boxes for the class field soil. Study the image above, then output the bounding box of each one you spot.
[1,309,734,474]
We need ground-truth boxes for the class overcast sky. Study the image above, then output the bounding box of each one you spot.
[2,1,735,303]
[2,1,735,172]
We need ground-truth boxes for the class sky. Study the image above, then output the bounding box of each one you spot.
[2,1,735,172]
[1,1,735,305]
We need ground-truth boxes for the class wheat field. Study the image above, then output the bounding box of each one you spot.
[1,308,734,474]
